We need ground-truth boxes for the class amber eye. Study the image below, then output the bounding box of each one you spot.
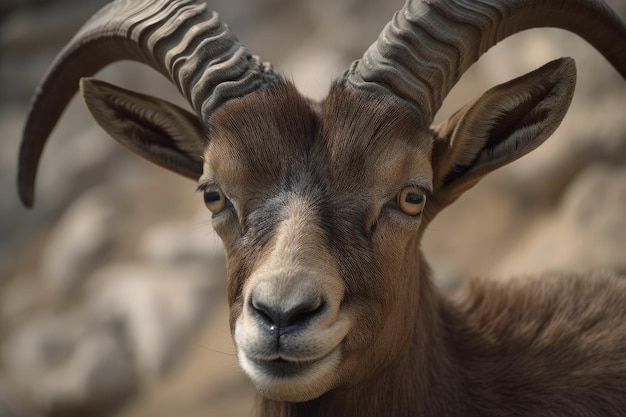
[397,187,427,216]
[203,188,226,214]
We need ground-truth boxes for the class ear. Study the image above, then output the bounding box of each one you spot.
[79,77,205,180]
[428,58,576,216]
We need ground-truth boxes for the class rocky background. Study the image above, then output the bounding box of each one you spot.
[1,0,625,416]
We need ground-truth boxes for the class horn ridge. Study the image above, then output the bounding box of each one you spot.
[344,0,626,125]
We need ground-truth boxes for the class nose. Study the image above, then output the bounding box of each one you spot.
[250,294,325,335]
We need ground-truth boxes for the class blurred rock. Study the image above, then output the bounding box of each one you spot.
[87,262,222,376]
[430,255,465,295]
[492,164,626,278]
[0,382,33,417]
[0,107,30,271]
[0,275,40,327]
[37,125,119,210]
[138,216,225,266]
[2,313,136,417]
[281,40,348,101]
[40,187,116,296]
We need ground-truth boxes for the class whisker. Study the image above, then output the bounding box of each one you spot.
[192,342,237,357]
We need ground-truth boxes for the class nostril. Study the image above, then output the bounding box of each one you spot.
[284,300,324,329]
[250,299,280,331]
[249,297,325,333]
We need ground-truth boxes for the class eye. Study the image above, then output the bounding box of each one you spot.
[203,188,227,214]
[397,187,426,216]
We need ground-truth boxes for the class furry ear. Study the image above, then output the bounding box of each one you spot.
[80,77,205,180]
[427,58,576,217]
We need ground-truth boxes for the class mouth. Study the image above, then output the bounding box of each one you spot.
[250,356,320,378]
[238,347,343,401]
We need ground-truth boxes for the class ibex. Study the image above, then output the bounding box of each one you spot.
[17,0,626,416]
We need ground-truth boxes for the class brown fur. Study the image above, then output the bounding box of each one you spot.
[202,81,626,417]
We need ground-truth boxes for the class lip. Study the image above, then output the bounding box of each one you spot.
[246,342,344,380]
[251,357,319,378]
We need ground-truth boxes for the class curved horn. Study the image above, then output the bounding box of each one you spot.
[344,0,626,125]
[18,0,276,207]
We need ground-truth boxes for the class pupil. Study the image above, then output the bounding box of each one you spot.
[204,191,221,203]
[405,193,423,204]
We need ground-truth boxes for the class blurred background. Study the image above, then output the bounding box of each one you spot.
[1,0,625,416]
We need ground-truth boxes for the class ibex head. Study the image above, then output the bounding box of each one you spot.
[18,0,626,405]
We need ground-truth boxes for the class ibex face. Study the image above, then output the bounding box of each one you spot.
[203,84,431,400]
[17,0,626,408]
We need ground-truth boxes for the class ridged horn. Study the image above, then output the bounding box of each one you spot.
[18,0,276,208]
[344,0,626,125]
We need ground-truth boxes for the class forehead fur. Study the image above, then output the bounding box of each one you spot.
[204,81,432,199]
[205,81,317,192]
[322,85,425,158]
[321,86,432,193]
